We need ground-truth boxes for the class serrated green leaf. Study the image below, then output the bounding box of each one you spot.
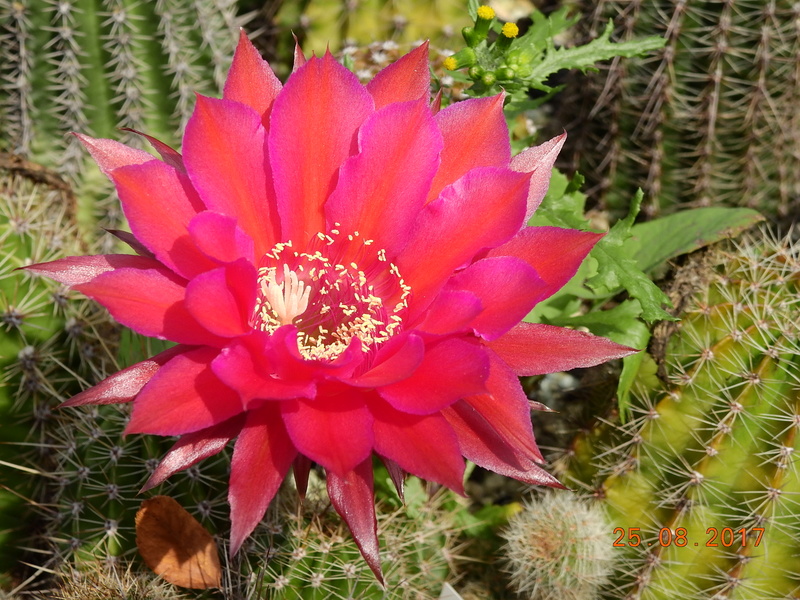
[631,207,764,273]
[586,190,673,323]
[528,169,589,229]
[524,20,665,90]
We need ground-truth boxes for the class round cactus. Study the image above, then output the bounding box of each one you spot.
[558,227,800,599]
[501,490,613,600]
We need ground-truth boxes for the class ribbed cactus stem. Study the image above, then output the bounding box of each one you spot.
[560,228,800,599]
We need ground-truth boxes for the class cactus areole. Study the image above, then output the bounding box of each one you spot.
[24,32,635,580]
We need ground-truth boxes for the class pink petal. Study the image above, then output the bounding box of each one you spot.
[120,127,185,172]
[443,401,563,487]
[398,167,530,314]
[366,41,430,109]
[265,325,364,381]
[24,254,160,287]
[349,332,425,388]
[446,256,546,340]
[141,414,246,491]
[110,159,215,279]
[281,392,374,476]
[211,333,316,405]
[270,52,373,245]
[61,345,185,407]
[223,30,282,124]
[183,95,279,256]
[327,459,383,583]
[371,398,465,493]
[74,264,224,346]
[74,133,154,175]
[188,211,255,265]
[431,89,442,114]
[325,98,443,258]
[106,230,155,258]
[125,346,244,436]
[488,226,603,301]
[488,322,638,376]
[229,405,296,555]
[184,260,256,338]
[415,290,483,336]
[511,133,566,220]
[427,94,510,202]
[379,337,489,415]
[292,34,306,72]
[463,348,543,462]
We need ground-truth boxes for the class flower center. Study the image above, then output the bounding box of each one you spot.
[252,228,411,361]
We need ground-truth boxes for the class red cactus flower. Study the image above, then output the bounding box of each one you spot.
[26,33,635,579]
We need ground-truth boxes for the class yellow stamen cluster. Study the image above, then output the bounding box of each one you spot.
[501,22,519,38]
[477,5,495,20]
[253,229,411,361]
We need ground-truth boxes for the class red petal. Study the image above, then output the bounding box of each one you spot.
[488,226,603,302]
[381,457,406,501]
[110,159,214,279]
[443,401,564,488]
[398,167,529,314]
[327,459,383,583]
[510,133,566,220]
[293,454,312,499]
[489,322,638,376]
[223,30,282,124]
[74,133,154,175]
[229,405,296,555]
[371,398,465,493]
[141,414,246,491]
[350,332,425,388]
[270,52,373,246]
[106,230,155,258]
[75,265,224,346]
[61,345,185,407]
[446,256,546,340]
[415,290,483,336]
[126,346,244,436]
[211,333,316,405]
[183,95,279,256]
[24,254,160,286]
[366,41,430,109]
[281,393,373,476]
[325,98,443,258]
[188,211,255,265]
[427,94,509,202]
[379,337,488,415]
[185,261,256,337]
[464,348,543,462]
[292,34,306,72]
[119,127,185,172]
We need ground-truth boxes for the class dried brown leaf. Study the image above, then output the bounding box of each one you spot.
[135,495,221,589]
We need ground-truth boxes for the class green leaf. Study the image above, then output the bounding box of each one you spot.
[631,207,764,273]
[545,300,650,420]
[527,169,589,229]
[524,20,665,91]
[586,190,673,323]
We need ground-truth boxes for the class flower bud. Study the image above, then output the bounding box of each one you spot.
[443,48,477,71]
[495,21,519,51]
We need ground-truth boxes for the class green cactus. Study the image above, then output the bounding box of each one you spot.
[235,475,461,599]
[557,228,800,599]
[554,0,800,220]
[0,0,247,241]
[0,161,117,587]
[276,0,469,59]
[501,490,614,600]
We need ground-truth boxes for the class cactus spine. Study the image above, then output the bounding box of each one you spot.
[555,1,800,220]
[557,229,800,599]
